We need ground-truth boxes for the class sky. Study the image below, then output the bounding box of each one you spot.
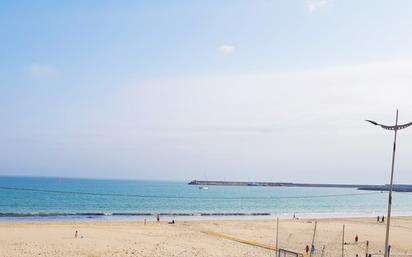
[1,0,412,183]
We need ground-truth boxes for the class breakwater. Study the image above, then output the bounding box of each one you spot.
[188,180,412,192]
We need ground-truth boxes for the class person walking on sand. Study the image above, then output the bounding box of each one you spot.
[305,245,309,254]
[377,216,380,222]
[75,230,78,238]
[156,213,160,222]
[381,216,385,223]
[355,234,358,243]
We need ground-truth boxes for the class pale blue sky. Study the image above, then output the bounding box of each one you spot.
[1,0,412,183]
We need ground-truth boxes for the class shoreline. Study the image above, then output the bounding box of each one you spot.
[1,211,412,222]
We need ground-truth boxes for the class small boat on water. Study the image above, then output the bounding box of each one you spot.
[198,186,209,190]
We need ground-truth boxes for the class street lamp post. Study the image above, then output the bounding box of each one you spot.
[366,109,412,257]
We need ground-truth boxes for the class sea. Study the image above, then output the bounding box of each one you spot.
[1,176,412,221]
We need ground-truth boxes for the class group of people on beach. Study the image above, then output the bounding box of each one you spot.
[376,216,385,223]
[305,244,315,254]
[142,214,175,226]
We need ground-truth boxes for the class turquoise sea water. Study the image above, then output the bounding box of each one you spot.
[1,176,412,220]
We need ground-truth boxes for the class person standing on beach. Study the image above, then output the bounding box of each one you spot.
[305,244,309,254]
[377,216,380,222]
[156,214,160,222]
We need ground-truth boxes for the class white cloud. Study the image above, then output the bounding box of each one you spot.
[217,45,235,56]
[306,0,329,12]
[110,59,412,135]
[14,59,412,182]
[29,63,59,78]
[77,59,412,182]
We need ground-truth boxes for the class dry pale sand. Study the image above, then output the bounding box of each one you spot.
[1,216,412,257]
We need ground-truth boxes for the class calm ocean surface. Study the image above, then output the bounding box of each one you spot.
[1,176,412,221]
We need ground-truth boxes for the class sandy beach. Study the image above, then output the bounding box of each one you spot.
[1,216,412,257]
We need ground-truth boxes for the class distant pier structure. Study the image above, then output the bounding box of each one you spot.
[188,180,412,192]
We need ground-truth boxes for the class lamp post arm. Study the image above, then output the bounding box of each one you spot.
[397,121,412,130]
[365,120,412,131]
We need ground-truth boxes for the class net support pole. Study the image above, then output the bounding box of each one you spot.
[341,224,345,257]
[275,217,279,253]
[365,240,369,257]
[309,221,317,257]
